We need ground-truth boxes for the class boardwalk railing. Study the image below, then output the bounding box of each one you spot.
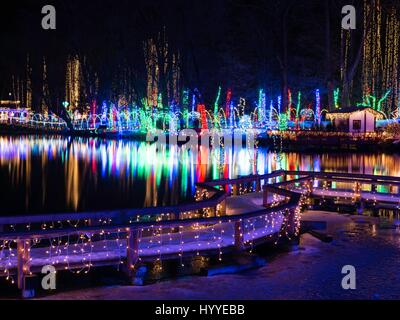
[0,170,304,297]
[284,170,400,209]
[1,170,399,297]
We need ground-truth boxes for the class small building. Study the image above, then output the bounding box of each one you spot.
[326,107,385,133]
[0,101,30,122]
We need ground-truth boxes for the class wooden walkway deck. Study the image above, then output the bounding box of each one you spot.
[1,169,399,297]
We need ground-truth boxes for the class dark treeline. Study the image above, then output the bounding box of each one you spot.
[0,0,399,115]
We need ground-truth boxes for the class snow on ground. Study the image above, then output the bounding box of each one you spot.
[225,192,283,215]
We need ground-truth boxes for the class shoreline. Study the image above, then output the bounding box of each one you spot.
[1,126,400,152]
[257,133,399,152]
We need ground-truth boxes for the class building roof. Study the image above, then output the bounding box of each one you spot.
[0,100,21,105]
[326,106,385,120]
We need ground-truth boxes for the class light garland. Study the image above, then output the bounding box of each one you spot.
[3,143,399,294]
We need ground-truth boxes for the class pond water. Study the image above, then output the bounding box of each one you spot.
[0,135,399,215]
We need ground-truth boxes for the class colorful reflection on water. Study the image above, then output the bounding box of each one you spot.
[0,135,399,215]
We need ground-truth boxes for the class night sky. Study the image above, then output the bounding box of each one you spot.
[0,0,364,111]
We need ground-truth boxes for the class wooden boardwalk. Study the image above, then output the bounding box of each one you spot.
[1,169,399,297]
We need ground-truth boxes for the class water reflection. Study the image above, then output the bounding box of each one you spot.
[0,135,399,215]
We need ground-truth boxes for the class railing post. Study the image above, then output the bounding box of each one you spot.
[255,179,261,192]
[371,183,377,193]
[357,199,365,215]
[211,206,216,217]
[286,208,297,236]
[17,240,31,292]
[232,184,238,196]
[263,186,269,207]
[354,182,361,198]
[218,200,226,216]
[234,220,244,250]
[126,228,139,278]
[309,178,314,194]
